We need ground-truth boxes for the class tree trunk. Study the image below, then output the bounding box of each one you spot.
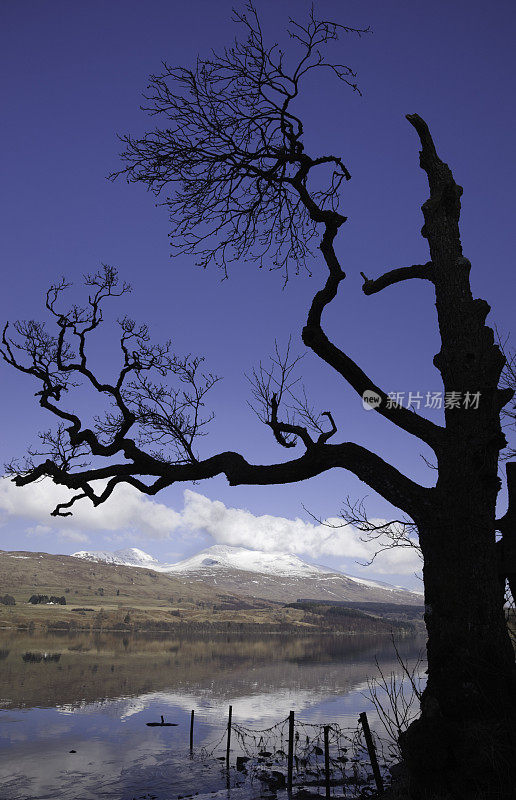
[395,115,516,799]
[400,508,516,799]
[398,359,516,798]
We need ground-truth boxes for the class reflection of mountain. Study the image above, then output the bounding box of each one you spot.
[72,545,423,605]
[57,688,334,723]
[0,630,425,712]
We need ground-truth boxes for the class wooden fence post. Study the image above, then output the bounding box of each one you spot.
[324,725,331,799]
[190,710,194,751]
[359,712,384,793]
[287,710,295,792]
[226,705,232,769]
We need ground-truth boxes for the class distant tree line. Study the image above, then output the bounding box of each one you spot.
[28,594,66,605]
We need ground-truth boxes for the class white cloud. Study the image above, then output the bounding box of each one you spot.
[0,477,421,575]
[58,529,90,544]
[25,524,52,537]
[180,490,421,575]
[0,476,182,541]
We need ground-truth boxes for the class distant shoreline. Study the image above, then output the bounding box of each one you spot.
[0,607,421,636]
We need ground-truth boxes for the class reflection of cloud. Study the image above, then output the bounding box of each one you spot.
[0,736,169,800]
[0,728,28,743]
[58,686,366,725]
[119,697,148,719]
[58,688,325,723]
[53,649,427,729]
[152,688,324,722]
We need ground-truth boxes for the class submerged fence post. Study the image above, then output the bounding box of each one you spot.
[359,712,384,793]
[287,709,295,792]
[226,705,232,768]
[324,725,331,799]
[190,710,194,751]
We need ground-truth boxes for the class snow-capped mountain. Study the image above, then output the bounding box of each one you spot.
[72,547,159,568]
[72,544,422,606]
[164,545,337,577]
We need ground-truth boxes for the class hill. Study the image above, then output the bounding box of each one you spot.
[73,544,424,605]
[0,549,418,635]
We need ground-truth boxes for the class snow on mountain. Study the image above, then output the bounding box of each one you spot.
[163,545,336,578]
[72,547,159,568]
[71,544,422,604]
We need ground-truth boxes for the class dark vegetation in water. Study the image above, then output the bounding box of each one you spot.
[21,651,61,662]
[146,715,177,727]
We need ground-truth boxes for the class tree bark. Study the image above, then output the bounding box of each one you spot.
[397,116,516,799]
[401,513,516,798]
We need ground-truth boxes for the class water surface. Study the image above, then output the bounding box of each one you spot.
[0,631,425,799]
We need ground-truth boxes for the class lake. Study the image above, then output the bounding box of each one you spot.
[0,630,426,799]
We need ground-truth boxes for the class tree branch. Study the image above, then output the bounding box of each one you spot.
[12,439,432,522]
[300,223,444,452]
[109,3,367,282]
[360,262,434,296]
[247,338,338,450]
[268,392,314,449]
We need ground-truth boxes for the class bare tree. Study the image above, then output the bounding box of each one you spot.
[2,4,516,797]
[365,636,424,762]
[110,4,367,283]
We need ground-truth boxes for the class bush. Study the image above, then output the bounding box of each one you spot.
[28,594,66,605]
[49,595,66,605]
[0,594,15,606]
[29,594,49,604]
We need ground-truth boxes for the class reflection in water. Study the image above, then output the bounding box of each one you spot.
[0,631,426,799]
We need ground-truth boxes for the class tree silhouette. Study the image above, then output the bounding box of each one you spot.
[2,4,515,797]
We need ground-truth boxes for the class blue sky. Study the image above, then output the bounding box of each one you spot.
[0,0,515,589]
